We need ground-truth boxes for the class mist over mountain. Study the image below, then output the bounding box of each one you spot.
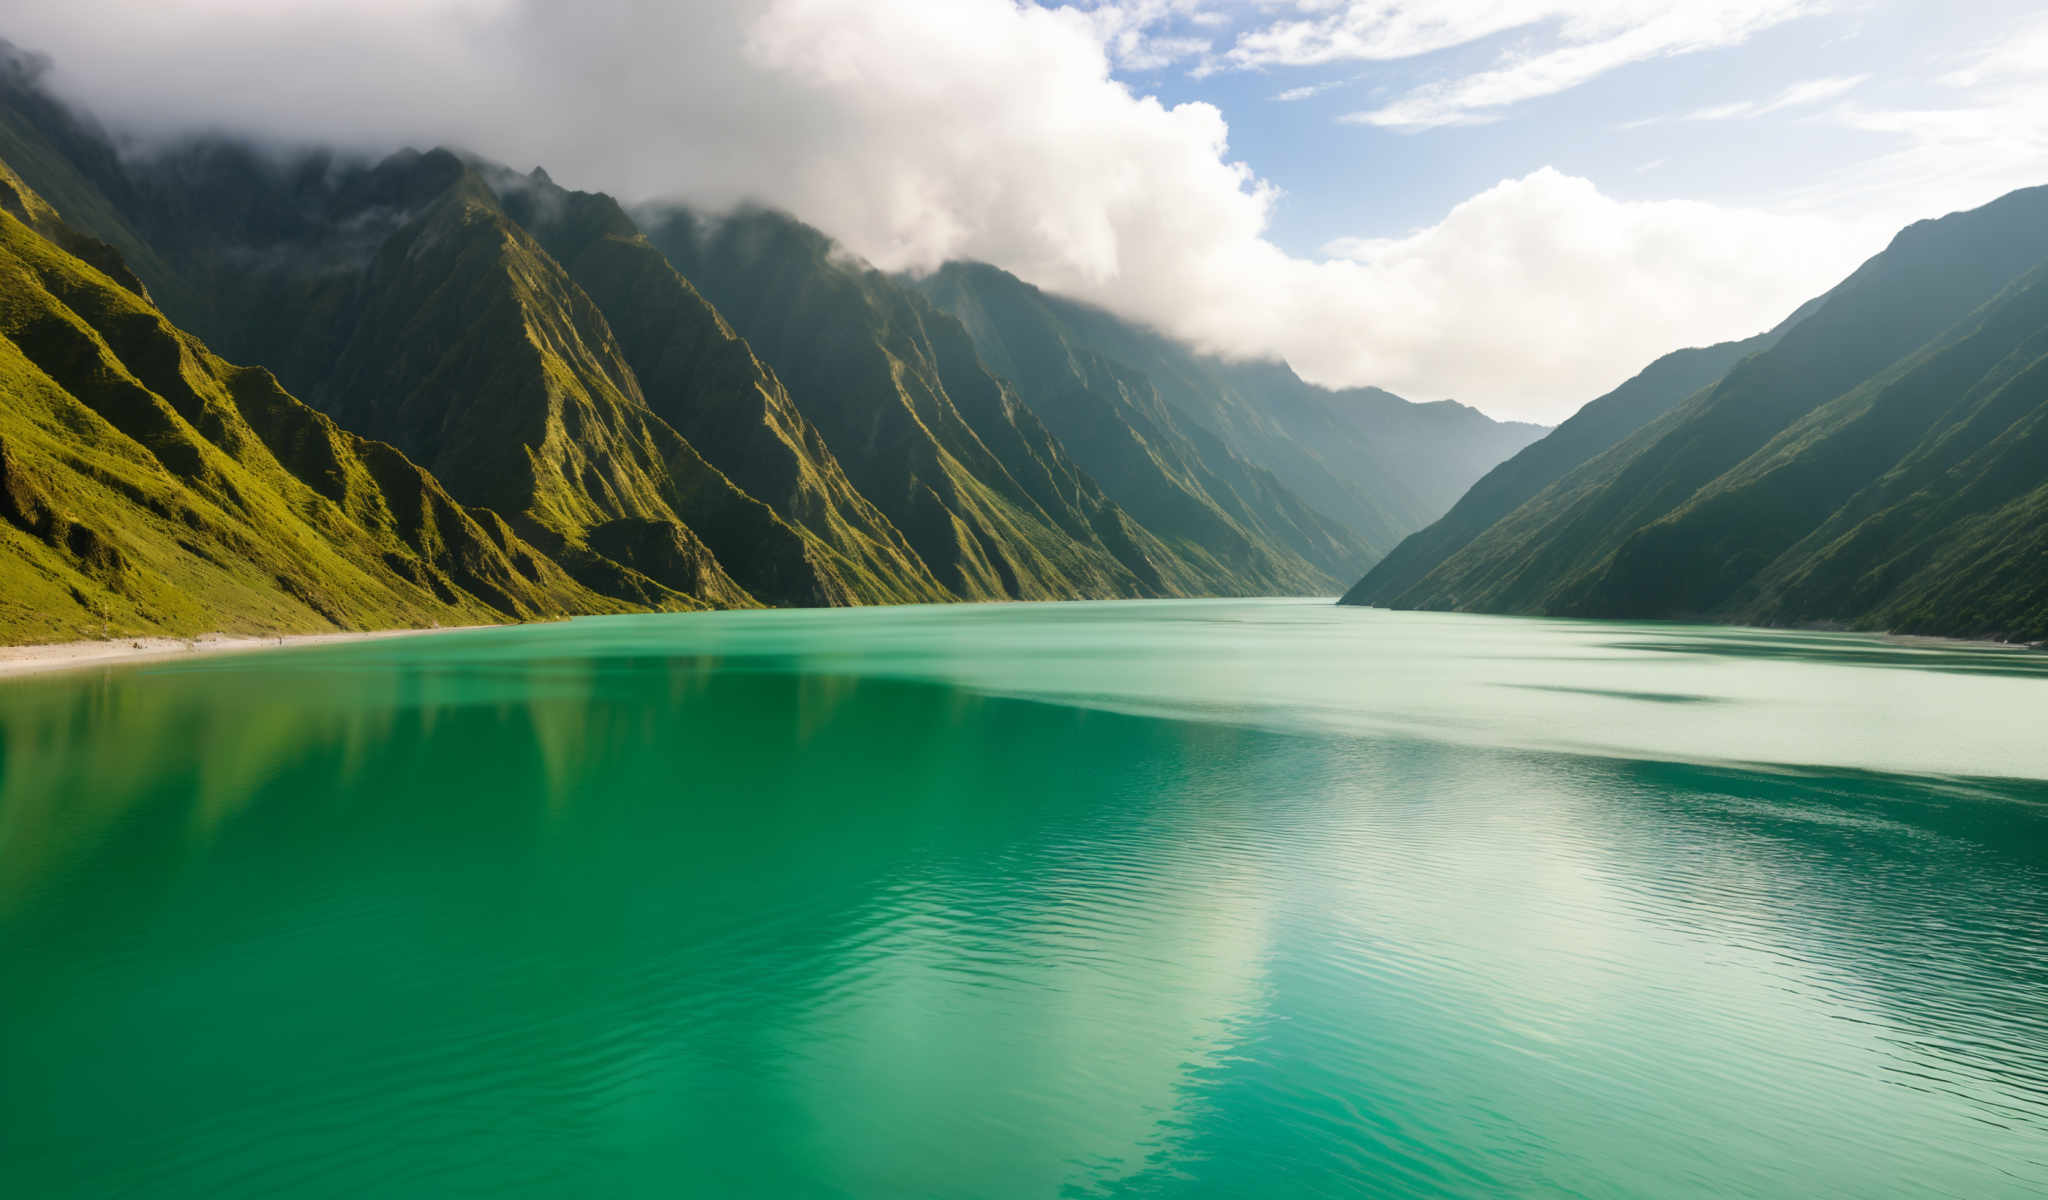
[0,48,1557,641]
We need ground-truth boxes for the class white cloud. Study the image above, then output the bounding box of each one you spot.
[1077,0,1216,70]
[6,0,1883,423]
[1272,81,1342,101]
[1336,2,1828,129]
[1228,1,1570,68]
[1683,73,1865,120]
[1300,169,1873,411]
[1936,17,2048,89]
[1776,18,2048,229]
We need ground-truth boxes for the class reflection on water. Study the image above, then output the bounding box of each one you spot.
[0,601,2043,1197]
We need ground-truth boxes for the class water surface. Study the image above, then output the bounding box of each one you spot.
[2,600,2044,1197]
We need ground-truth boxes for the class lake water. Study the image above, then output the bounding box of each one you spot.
[2,599,2045,1197]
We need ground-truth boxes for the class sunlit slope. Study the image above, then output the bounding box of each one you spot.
[0,61,957,610]
[14,136,937,609]
[1351,185,2048,643]
[0,163,611,643]
[643,206,1236,600]
[494,172,950,606]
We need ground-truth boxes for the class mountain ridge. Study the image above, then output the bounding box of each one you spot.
[0,158,617,643]
[1342,184,2048,644]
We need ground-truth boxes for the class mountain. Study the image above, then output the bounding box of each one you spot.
[0,57,1405,609]
[24,136,943,610]
[914,261,1364,588]
[488,168,950,606]
[1344,299,1822,606]
[908,266,1548,562]
[0,158,611,643]
[640,205,1298,599]
[0,43,1559,633]
[1344,185,2048,644]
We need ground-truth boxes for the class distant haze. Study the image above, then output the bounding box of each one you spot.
[8,0,2045,423]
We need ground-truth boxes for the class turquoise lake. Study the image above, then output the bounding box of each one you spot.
[2,598,2045,1197]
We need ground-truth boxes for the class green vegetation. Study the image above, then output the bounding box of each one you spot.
[495,171,951,606]
[0,161,612,643]
[9,56,1534,622]
[1347,185,2048,644]
[1345,304,1818,606]
[915,267,1548,566]
[641,205,1210,600]
[918,262,1364,592]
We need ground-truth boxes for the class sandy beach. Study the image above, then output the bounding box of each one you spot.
[0,625,495,681]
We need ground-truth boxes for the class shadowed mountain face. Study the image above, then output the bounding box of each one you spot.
[915,262,1370,587]
[1346,185,2048,644]
[907,267,1549,561]
[1345,302,1822,607]
[0,160,613,643]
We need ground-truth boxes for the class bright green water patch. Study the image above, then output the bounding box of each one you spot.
[2,600,2044,1197]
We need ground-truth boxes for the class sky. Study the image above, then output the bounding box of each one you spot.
[7,1,2048,423]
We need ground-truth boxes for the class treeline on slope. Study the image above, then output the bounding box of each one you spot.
[1345,185,2048,644]
[0,40,1547,643]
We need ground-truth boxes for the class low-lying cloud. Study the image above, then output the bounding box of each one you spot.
[6,0,1884,422]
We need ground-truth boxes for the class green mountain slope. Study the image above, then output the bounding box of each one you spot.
[911,269,1547,561]
[1348,185,2048,643]
[641,206,1259,599]
[1344,298,1821,606]
[5,60,1317,607]
[0,161,611,643]
[916,262,1362,591]
[303,162,768,608]
[0,104,940,609]
[490,171,950,605]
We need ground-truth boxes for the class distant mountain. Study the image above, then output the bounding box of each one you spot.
[1344,185,2048,644]
[0,160,610,643]
[915,262,1370,586]
[914,265,1548,566]
[1345,300,1821,606]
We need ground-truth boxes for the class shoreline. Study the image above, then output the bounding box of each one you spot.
[0,625,497,681]
[2,605,2037,683]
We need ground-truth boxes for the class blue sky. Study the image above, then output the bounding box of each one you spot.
[12,0,2048,421]
[1111,1,2045,256]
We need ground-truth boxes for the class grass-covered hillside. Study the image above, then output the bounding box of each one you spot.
[0,161,613,643]
[1345,185,2048,644]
